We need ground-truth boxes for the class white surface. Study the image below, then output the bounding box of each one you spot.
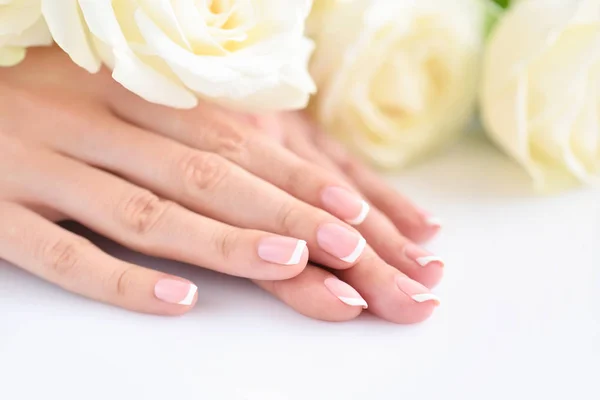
[1,135,599,400]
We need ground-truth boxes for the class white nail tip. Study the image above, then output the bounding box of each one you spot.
[411,293,441,304]
[340,237,367,263]
[178,284,198,306]
[346,201,370,225]
[416,256,445,267]
[285,240,307,265]
[337,296,369,309]
[426,217,443,227]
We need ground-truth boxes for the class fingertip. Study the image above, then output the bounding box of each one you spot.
[369,293,439,324]
[337,257,441,324]
[399,243,445,289]
[254,266,364,322]
[157,302,198,317]
[366,291,439,325]
[278,245,311,279]
[255,236,309,280]
[411,211,443,244]
[141,277,197,316]
[316,223,367,269]
[323,277,368,310]
[126,277,199,317]
[390,274,440,324]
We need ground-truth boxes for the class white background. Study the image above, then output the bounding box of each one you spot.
[1,135,599,400]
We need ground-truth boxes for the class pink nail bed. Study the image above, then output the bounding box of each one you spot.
[395,275,441,306]
[155,279,197,306]
[317,223,366,263]
[258,237,307,265]
[404,243,445,268]
[321,186,370,225]
[324,278,368,308]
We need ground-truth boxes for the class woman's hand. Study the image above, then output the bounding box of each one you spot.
[251,112,445,277]
[235,113,445,322]
[0,47,441,323]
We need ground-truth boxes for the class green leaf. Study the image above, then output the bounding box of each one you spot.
[481,0,504,39]
[493,0,511,8]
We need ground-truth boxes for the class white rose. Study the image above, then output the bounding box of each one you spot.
[0,0,52,67]
[309,0,493,169]
[41,0,316,111]
[481,0,600,188]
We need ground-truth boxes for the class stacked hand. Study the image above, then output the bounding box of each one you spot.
[0,47,443,324]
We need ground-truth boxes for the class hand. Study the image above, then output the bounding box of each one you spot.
[239,113,445,323]
[0,47,440,323]
[107,77,445,324]
[0,47,351,314]
[107,87,445,323]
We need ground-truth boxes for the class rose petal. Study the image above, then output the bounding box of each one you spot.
[42,0,101,72]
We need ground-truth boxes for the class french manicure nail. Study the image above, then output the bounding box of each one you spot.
[321,186,370,226]
[426,217,443,228]
[404,243,445,268]
[411,293,442,304]
[324,278,368,309]
[258,237,307,265]
[418,209,442,228]
[395,275,441,306]
[317,223,366,263]
[155,279,197,306]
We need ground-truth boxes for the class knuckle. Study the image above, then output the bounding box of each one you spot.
[40,237,91,278]
[211,121,247,157]
[275,203,301,236]
[116,190,172,236]
[214,228,239,261]
[336,151,360,176]
[110,266,137,298]
[283,164,308,194]
[179,152,228,192]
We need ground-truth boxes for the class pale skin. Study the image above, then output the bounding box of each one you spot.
[0,47,443,323]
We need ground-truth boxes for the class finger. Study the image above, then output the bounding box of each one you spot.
[109,95,372,228]
[277,112,346,177]
[280,114,444,288]
[253,265,366,322]
[14,149,309,281]
[0,202,197,315]
[44,118,365,270]
[311,129,442,243]
[358,208,444,289]
[336,249,441,324]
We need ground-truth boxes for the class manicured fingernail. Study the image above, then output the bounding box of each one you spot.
[426,217,443,227]
[404,243,445,268]
[317,223,366,263]
[395,275,441,306]
[418,209,442,228]
[321,186,370,225]
[411,293,442,304]
[324,278,368,309]
[155,279,197,306]
[258,237,307,265]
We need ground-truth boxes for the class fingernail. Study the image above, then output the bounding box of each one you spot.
[426,217,443,228]
[418,209,442,228]
[411,293,442,304]
[258,237,307,265]
[317,223,366,263]
[324,278,368,309]
[155,279,197,306]
[321,186,370,225]
[395,275,441,306]
[404,243,445,268]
